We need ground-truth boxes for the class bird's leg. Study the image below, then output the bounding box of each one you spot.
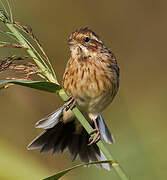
[88,116,101,145]
[65,96,76,111]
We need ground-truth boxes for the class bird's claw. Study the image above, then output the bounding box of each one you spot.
[88,131,100,145]
[65,96,76,111]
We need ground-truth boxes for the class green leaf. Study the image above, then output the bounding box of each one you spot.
[43,160,114,180]
[0,80,62,93]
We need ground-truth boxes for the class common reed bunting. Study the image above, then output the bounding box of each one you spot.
[28,27,119,170]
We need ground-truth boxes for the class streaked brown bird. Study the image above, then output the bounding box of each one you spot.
[28,27,119,170]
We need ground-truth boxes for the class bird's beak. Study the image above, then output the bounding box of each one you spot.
[68,38,77,45]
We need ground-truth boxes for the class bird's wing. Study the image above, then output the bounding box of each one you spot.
[35,105,65,129]
[97,114,115,144]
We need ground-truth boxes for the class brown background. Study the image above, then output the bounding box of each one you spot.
[0,0,167,179]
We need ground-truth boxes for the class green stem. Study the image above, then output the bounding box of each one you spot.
[6,22,129,180]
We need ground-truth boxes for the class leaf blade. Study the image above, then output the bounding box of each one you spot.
[43,160,114,180]
[0,80,62,93]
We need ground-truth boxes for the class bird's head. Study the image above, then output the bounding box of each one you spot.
[68,27,104,59]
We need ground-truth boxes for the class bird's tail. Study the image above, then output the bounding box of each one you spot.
[27,106,112,170]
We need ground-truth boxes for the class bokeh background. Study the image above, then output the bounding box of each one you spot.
[0,0,167,179]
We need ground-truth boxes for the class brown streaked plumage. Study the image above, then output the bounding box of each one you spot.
[63,27,119,115]
[27,27,119,170]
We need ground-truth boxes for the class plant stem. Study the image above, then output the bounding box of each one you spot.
[6,22,129,180]
[6,23,57,84]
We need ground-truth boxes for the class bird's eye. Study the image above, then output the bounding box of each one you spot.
[84,37,90,42]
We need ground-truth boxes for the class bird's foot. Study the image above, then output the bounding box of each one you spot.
[88,129,100,145]
[88,117,100,145]
[65,96,76,111]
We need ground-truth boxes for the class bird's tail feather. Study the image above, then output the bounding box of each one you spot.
[27,105,113,170]
[27,120,111,170]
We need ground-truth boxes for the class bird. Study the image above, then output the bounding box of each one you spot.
[27,27,120,170]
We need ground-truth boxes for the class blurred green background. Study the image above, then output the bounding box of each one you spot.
[0,0,167,179]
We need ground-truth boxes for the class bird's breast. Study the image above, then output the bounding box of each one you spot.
[63,59,119,113]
